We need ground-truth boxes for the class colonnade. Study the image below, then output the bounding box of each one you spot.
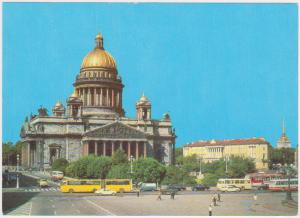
[77,87,122,108]
[83,140,147,159]
[207,147,224,159]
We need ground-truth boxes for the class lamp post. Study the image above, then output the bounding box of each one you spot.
[198,156,202,176]
[225,156,229,178]
[130,155,134,174]
[16,154,20,189]
[284,165,293,201]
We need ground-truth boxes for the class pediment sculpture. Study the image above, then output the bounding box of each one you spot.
[84,122,147,139]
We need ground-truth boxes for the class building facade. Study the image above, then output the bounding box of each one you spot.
[276,121,291,149]
[20,33,176,169]
[183,138,271,170]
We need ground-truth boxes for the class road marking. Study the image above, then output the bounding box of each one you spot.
[76,209,80,214]
[85,198,116,216]
[71,203,75,207]
[52,205,55,208]
[54,210,57,215]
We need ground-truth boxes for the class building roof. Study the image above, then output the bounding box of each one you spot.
[184,138,270,148]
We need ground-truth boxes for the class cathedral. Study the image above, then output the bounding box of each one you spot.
[20,33,176,169]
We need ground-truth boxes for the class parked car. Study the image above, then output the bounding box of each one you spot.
[39,179,48,188]
[192,184,210,191]
[95,189,117,196]
[220,185,241,192]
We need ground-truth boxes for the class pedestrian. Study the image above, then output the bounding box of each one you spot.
[157,190,162,200]
[170,190,175,200]
[208,204,212,216]
[217,193,221,202]
[212,195,217,206]
[137,189,140,197]
[253,193,258,204]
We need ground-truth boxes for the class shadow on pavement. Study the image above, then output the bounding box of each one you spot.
[2,192,39,214]
[2,173,40,214]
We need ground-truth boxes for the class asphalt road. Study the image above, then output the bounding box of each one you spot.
[2,172,298,216]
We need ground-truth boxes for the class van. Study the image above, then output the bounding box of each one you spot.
[51,171,64,181]
[140,183,157,191]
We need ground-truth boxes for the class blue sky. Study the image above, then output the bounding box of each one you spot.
[2,3,298,148]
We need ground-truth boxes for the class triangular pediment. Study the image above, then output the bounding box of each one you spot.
[84,121,148,139]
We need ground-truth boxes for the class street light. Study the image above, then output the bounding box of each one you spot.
[225,156,229,178]
[129,155,134,174]
[284,165,293,201]
[16,154,20,189]
[198,156,202,175]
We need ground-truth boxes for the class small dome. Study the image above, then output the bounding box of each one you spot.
[139,93,150,102]
[55,101,63,107]
[80,33,117,70]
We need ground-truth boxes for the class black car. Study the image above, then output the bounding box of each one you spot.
[192,184,210,191]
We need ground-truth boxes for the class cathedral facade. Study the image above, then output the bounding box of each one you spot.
[20,33,176,169]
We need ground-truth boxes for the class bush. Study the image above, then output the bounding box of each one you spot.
[51,158,69,173]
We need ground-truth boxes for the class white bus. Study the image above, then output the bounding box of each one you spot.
[217,178,252,191]
[268,178,298,192]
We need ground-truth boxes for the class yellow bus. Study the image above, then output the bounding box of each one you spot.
[217,178,252,191]
[60,180,103,193]
[104,179,133,192]
[60,179,132,193]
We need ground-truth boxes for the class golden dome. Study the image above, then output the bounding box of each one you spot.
[80,33,117,70]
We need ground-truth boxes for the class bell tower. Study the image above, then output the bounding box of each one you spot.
[136,93,151,120]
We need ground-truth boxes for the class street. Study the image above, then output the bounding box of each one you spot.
[2,173,298,216]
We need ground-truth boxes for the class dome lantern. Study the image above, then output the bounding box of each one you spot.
[95,33,104,50]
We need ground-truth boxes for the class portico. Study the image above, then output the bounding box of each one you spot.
[82,121,149,159]
[83,140,148,159]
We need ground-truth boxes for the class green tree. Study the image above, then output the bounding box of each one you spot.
[202,173,219,186]
[2,141,22,165]
[227,156,256,178]
[175,147,183,165]
[182,154,199,172]
[87,156,112,179]
[52,158,69,173]
[162,165,196,185]
[107,164,131,179]
[270,147,295,165]
[132,158,166,183]
[112,148,128,165]
[72,155,95,178]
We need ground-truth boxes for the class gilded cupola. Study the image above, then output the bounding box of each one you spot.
[80,33,117,71]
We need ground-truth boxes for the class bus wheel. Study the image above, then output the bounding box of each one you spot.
[93,189,97,193]
[69,189,74,193]
[241,186,245,190]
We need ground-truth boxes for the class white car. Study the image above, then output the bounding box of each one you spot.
[225,185,241,192]
[95,189,117,196]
